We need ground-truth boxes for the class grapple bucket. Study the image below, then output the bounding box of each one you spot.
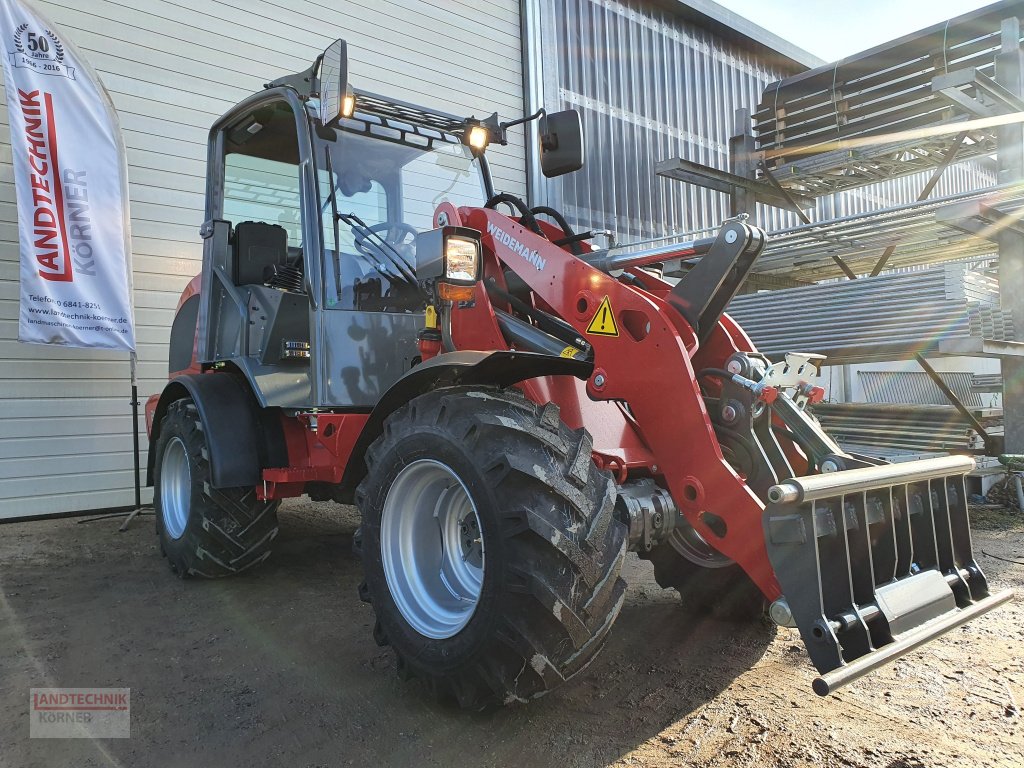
[763,455,1014,695]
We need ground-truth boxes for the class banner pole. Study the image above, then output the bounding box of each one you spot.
[130,352,141,511]
[117,351,151,532]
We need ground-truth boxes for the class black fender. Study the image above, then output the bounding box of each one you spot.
[337,350,593,498]
[146,371,287,489]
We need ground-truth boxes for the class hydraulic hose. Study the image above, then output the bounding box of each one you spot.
[530,205,584,255]
[484,193,544,235]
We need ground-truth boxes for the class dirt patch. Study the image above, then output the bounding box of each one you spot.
[1,499,1021,768]
[969,503,1024,532]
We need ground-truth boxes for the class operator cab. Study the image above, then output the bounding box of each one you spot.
[217,95,485,305]
[195,39,580,411]
[199,78,490,407]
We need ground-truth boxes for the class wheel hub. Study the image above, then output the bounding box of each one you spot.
[160,436,191,540]
[379,459,485,639]
[668,521,733,569]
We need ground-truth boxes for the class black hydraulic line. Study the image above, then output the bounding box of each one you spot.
[772,395,847,464]
[697,368,735,381]
[529,205,584,255]
[617,270,656,291]
[771,423,818,471]
[529,205,574,236]
[484,193,544,235]
[485,279,592,354]
[553,231,595,248]
[914,352,998,453]
[494,308,586,359]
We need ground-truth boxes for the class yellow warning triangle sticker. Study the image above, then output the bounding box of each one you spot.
[586,296,619,337]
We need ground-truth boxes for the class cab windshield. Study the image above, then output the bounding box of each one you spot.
[315,122,485,311]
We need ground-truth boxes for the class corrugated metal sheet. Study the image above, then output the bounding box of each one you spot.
[524,0,994,245]
[812,403,999,454]
[857,371,983,408]
[0,0,525,520]
[725,262,1015,364]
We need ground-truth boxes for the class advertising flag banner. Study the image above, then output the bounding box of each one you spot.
[1,0,135,350]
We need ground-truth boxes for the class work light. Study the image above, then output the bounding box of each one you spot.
[466,124,490,151]
[444,235,480,284]
[415,226,482,302]
[341,92,356,119]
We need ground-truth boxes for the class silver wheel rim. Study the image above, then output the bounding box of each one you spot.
[380,459,484,639]
[669,522,732,569]
[160,436,191,540]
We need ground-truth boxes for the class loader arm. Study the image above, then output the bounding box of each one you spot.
[454,206,782,598]
[444,204,1010,695]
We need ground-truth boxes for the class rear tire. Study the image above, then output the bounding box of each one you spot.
[640,532,766,621]
[355,386,628,709]
[154,398,280,578]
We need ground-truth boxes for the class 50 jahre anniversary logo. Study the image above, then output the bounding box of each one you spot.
[9,20,74,79]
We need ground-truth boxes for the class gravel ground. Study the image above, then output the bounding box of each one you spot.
[1,499,1022,768]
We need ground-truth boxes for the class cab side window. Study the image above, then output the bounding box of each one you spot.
[220,102,304,289]
[224,154,303,247]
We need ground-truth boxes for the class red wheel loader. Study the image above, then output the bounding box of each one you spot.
[146,40,1012,709]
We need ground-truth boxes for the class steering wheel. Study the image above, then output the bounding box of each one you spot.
[353,221,419,263]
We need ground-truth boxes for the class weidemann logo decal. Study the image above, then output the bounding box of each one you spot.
[486,220,546,271]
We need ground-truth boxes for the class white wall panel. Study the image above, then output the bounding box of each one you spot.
[0,0,524,519]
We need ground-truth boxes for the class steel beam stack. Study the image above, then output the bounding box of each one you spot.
[811,403,1001,455]
[726,263,1015,364]
[753,186,1024,279]
[655,0,1024,452]
[752,2,1023,196]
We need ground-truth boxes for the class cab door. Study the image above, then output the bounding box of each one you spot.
[196,90,323,409]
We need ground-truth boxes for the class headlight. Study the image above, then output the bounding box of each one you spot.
[414,226,482,302]
[444,236,480,284]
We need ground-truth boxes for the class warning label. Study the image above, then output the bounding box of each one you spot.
[586,296,619,337]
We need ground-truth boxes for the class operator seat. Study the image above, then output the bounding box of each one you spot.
[232,221,290,286]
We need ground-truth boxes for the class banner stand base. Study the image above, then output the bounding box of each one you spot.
[77,374,151,532]
[76,505,153,531]
[117,505,153,532]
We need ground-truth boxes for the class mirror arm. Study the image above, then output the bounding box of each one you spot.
[499,108,545,134]
[264,56,322,99]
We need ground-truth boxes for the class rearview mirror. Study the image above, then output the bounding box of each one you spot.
[318,39,349,127]
[539,109,584,177]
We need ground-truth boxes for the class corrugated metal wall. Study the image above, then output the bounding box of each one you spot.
[0,0,525,520]
[525,0,995,244]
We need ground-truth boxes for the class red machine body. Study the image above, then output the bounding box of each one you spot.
[147,204,799,599]
[450,205,780,598]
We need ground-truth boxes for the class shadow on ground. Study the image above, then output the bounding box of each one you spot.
[0,501,774,768]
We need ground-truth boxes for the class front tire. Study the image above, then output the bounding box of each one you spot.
[640,529,766,620]
[153,398,280,578]
[356,386,628,709]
